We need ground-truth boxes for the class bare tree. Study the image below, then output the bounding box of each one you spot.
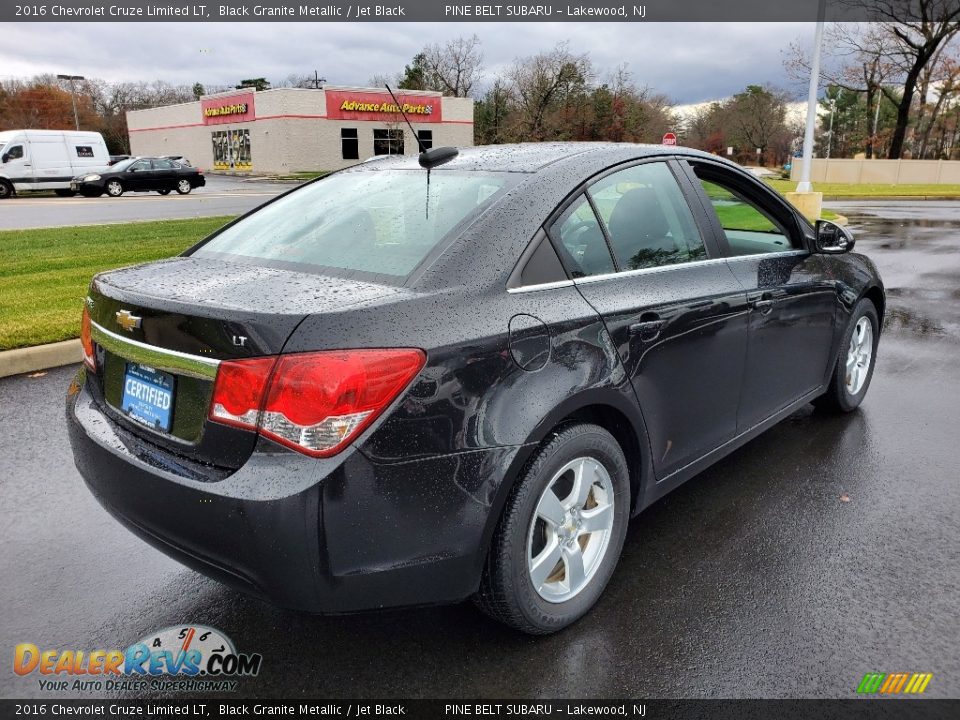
[420,34,484,97]
[507,42,593,141]
[848,0,960,157]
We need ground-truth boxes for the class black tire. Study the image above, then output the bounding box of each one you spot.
[158,189,172,195]
[0,180,13,199]
[474,422,630,634]
[176,179,192,195]
[814,298,879,413]
[105,180,124,197]
[55,189,77,197]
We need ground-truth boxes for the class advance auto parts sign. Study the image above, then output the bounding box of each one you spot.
[325,90,442,123]
[201,93,255,125]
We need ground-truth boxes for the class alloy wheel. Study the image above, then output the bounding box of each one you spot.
[845,316,873,395]
[526,456,615,603]
[106,181,123,197]
[177,179,191,194]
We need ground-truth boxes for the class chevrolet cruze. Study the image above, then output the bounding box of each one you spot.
[67,143,884,633]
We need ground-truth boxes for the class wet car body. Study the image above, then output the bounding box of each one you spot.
[67,143,884,618]
[72,156,205,197]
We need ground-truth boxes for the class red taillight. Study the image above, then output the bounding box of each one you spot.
[80,307,96,371]
[208,357,276,429]
[208,349,425,457]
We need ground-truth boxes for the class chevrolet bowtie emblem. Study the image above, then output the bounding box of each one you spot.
[115,309,142,332]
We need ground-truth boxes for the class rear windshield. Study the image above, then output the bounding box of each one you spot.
[191,169,516,279]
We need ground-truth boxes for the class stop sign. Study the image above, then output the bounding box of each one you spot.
[662,132,678,146]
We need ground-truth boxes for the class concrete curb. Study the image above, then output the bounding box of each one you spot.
[0,339,81,379]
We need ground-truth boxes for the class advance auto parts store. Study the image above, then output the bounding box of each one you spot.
[126,87,475,174]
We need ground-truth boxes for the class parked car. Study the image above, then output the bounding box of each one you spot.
[0,129,110,198]
[67,143,884,634]
[164,155,193,166]
[71,157,206,197]
[108,155,132,166]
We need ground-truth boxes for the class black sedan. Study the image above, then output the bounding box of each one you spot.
[71,156,205,197]
[67,143,883,634]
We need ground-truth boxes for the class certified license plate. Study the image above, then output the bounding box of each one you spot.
[121,363,175,433]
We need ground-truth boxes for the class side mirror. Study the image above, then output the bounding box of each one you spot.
[815,219,855,254]
[1,153,8,164]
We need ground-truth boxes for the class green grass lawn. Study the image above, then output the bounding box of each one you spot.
[0,216,235,351]
[765,179,960,198]
[272,170,331,181]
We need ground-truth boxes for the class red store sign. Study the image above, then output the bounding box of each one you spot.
[325,90,442,123]
[201,93,256,125]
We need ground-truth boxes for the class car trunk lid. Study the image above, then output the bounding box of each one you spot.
[86,256,403,470]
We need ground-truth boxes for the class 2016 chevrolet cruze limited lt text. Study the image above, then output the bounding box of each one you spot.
[67,143,884,633]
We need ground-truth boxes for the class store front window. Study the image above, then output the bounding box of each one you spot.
[417,130,433,150]
[211,129,252,171]
[341,128,359,160]
[373,129,404,156]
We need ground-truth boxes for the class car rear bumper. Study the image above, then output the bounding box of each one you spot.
[66,368,519,613]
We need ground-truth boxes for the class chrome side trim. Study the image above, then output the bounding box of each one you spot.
[90,321,221,380]
[572,257,729,286]
[724,249,809,264]
[570,250,810,287]
[507,279,576,294]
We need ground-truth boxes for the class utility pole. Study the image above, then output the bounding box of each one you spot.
[786,0,826,222]
[796,0,826,193]
[313,71,326,89]
[57,74,85,131]
[826,97,837,160]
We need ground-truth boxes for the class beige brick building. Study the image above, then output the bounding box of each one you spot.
[127,86,475,174]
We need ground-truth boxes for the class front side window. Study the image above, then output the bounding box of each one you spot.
[694,170,794,256]
[3,145,23,161]
[373,129,404,156]
[588,162,706,271]
[192,169,516,279]
[129,160,150,172]
[551,194,615,278]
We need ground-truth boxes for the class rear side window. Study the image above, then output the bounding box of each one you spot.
[588,162,706,270]
[193,170,517,279]
[551,194,615,278]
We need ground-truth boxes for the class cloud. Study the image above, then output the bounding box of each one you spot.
[0,21,810,104]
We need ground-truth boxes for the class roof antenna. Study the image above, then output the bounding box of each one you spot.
[384,84,459,218]
[384,85,459,170]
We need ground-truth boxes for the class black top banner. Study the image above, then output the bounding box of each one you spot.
[1,0,947,23]
[2,700,960,719]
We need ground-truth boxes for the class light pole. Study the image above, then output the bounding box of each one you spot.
[57,74,85,131]
[826,97,837,160]
[796,0,826,193]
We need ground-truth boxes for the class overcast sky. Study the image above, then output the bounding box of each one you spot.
[0,22,813,105]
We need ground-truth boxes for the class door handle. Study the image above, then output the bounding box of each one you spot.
[629,316,664,340]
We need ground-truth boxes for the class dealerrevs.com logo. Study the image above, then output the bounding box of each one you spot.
[14,625,262,693]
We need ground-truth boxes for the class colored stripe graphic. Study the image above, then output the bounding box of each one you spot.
[857,672,933,694]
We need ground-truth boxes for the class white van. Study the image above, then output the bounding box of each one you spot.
[0,130,111,198]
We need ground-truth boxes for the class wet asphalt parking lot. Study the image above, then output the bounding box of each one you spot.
[1,201,958,699]
[0,175,288,230]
